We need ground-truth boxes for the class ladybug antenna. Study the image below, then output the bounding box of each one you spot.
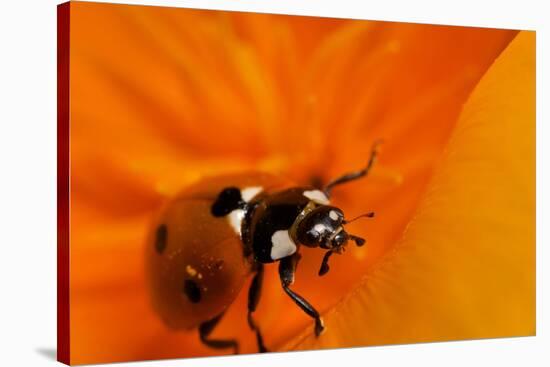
[348,234,366,247]
[343,211,375,224]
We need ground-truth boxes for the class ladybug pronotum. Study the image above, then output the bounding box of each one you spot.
[146,143,381,353]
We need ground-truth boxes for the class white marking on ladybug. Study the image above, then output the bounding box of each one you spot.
[241,186,263,202]
[227,209,245,236]
[329,210,339,221]
[314,223,328,233]
[270,230,297,260]
[303,190,330,205]
[226,187,263,236]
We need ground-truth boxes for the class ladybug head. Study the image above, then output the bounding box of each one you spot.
[296,205,373,276]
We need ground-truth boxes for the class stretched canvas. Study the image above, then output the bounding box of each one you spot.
[57,1,536,365]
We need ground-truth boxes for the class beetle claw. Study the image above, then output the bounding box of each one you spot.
[319,262,329,276]
[314,318,325,337]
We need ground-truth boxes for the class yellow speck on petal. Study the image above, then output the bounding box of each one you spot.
[373,166,404,186]
[154,182,169,196]
[387,40,401,53]
[352,247,367,261]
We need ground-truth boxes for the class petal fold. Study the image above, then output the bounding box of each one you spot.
[287,31,535,351]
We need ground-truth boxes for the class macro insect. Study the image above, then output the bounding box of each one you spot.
[146,142,381,354]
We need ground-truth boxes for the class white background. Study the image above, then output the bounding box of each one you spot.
[0,0,547,366]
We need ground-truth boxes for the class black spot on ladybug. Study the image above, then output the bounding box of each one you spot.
[183,279,201,303]
[211,187,243,217]
[155,224,168,254]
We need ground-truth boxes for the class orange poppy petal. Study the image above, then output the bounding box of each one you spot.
[66,2,530,363]
[286,31,535,350]
[275,23,517,341]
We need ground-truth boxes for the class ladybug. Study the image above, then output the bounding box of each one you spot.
[146,143,381,354]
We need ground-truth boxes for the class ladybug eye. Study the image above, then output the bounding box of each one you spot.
[306,229,321,242]
[333,231,347,247]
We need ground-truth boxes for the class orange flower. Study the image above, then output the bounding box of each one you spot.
[63,2,533,365]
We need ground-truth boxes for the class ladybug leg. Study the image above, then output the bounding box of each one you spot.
[278,253,325,337]
[198,312,239,354]
[247,263,268,353]
[323,140,382,197]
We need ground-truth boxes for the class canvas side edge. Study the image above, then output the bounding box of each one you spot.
[57,2,71,365]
